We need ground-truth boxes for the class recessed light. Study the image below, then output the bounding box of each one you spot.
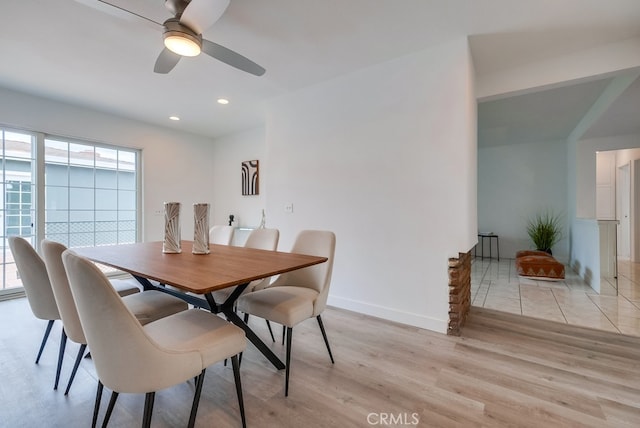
[169,116,180,121]
[217,98,229,105]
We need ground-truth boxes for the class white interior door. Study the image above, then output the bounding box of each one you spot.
[617,163,630,259]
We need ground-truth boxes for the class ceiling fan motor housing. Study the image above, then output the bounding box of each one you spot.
[165,0,192,16]
[163,18,202,55]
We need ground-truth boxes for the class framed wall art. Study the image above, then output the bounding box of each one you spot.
[242,160,259,195]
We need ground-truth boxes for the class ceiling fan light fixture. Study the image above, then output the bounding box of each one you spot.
[162,18,202,57]
[164,33,201,57]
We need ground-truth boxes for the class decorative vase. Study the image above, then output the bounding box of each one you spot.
[259,209,266,229]
[162,202,181,253]
[192,203,210,254]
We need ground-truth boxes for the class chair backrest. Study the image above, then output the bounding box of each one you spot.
[41,240,85,344]
[8,236,60,321]
[209,225,235,245]
[62,250,200,393]
[244,228,280,290]
[244,228,279,251]
[270,230,336,315]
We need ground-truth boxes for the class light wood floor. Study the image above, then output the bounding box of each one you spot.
[1,297,639,427]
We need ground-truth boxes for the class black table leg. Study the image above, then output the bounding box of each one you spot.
[132,276,211,310]
[489,236,492,260]
[205,289,286,371]
[223,309,285,370]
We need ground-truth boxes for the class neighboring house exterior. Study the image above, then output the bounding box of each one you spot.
[0,135,137,291]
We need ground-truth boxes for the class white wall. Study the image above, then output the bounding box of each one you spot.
[210,127,266,231]
[616,148,640,167]
[263,38,477,333]
[0,86,215,242]
[615,148,640,261]
[477,139,569,261]
[570,133,640,284]
[576,133,640,217]
[596,151,616,220]
[595,148,640,261]
[571,218,601,291]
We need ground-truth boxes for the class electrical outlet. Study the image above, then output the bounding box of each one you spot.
[284,203,293,213]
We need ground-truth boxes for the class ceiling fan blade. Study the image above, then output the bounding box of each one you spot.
[180,0,230,34]
[201,39,265,76]
[154,48,182,74]
[75,0,161,29]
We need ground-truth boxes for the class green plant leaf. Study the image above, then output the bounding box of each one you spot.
[526,210,563,252]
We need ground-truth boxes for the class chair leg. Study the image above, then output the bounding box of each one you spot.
[316,315,335,364]
[188,369,206,428]
[36,319,55,364]
[231,355,246,428]
[243,313,249,323]
[92,381,104,428]
[54,328,68,390]
[65,343,87,395]
[142,392,155,428]
[282,325,286,345]
[265,320,276,342]
[102,391,119,428]
[285,327,293,397]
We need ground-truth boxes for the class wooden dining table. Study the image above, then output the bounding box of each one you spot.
[73,240,328,370]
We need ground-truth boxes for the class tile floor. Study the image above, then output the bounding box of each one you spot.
[471,257,640,337]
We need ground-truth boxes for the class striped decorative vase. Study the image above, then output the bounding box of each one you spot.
[192,203,210,254]
[162,202,181,253]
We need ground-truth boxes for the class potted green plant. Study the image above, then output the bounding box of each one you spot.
[526,211,563,255]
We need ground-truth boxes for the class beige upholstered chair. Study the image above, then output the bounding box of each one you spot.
[8,236,62,385]
[108,278,142,297]
[212,228,280,348]
[62,250,247,428]
[211,228,280,303]
[237,230,336,396]
[209,225,235,245]
[41,239,189,395]
[9,236,141,390]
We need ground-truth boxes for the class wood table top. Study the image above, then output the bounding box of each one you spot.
[73,241,327,294]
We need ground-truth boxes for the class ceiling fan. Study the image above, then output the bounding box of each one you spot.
[79,0,265,76]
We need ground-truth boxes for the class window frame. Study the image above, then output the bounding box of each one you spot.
[0,126,142,297]
[42,135,141,248]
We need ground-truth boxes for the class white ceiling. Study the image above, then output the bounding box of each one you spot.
[478,78,609,147]
[581,76,640,140]
[1,0,640,140]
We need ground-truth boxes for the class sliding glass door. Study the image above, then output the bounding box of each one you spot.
[44,138,138,248]
[0,127,140,296]
[0,129,36,294]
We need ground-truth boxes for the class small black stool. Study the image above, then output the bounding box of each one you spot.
[475,233,499,260]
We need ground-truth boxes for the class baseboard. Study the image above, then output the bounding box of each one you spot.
[327,295,448,334]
